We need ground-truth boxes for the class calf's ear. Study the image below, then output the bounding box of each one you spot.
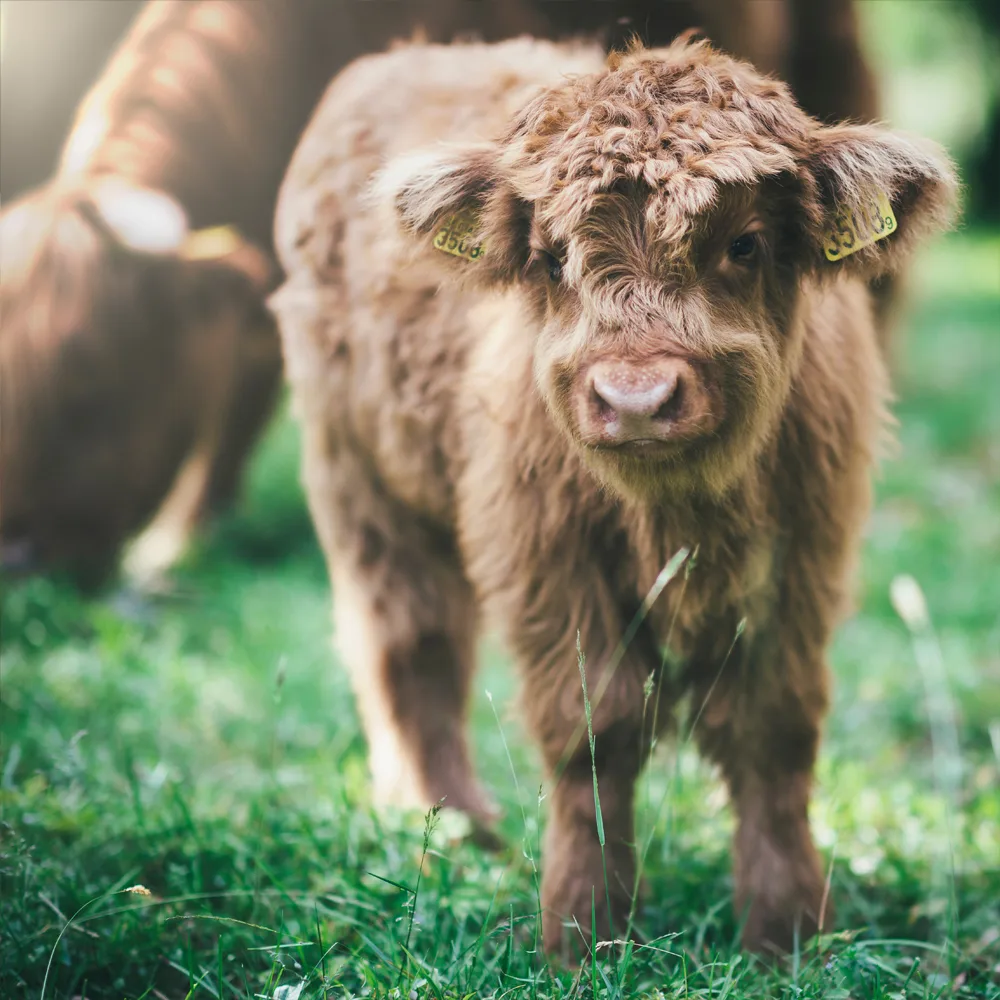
[805,124,958,278]
[372,142,530,285]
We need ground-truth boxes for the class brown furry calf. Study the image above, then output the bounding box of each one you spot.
[274,35,955,955]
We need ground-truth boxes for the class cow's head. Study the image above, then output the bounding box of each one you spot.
[380,38,956,498]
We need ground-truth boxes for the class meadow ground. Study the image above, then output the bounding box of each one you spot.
[1,229,998,1000]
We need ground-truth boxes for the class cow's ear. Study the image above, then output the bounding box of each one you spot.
[805,123,958,278]
[88,177,190,253]
[373,142,530,285]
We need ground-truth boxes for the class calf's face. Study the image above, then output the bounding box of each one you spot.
[521,178,807,497]
[383,40,955,499]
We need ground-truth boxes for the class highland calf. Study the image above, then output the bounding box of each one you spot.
[273,37,955,955]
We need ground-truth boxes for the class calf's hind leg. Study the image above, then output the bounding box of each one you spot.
[309,453,493,823]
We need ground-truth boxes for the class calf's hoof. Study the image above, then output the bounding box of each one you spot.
[739,886,831,955]
[541,842,635,963]
[122,520,194,590]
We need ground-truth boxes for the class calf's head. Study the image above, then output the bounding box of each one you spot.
[382,38,956,498]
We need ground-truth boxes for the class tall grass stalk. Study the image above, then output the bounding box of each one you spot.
[642,546,698,786]
[627,616,746,944]
[398,803,441,988]
[576,633,618,990]
[487,689,543,964]
[556,548,690,778]
[40,883,152,1000]
[890,574,962,959]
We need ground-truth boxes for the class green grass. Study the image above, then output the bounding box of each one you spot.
[2,231,999,999]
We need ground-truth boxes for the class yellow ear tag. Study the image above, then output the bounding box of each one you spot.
[432,210,485,262]
[180,224,244,261]
[824,191,897,262]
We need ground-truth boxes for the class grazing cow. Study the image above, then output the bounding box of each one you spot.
[0,0,877,586]
[0,176,278,585]
[0,0,305,584]
[273,36,955,955]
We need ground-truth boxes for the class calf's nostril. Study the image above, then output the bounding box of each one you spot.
[652,379,683,422]
[591,384,618,422]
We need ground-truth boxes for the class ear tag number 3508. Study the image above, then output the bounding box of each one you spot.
[824,191,897,262]
[433,210,485,262]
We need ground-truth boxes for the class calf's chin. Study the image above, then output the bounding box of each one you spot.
[534,323,798,503]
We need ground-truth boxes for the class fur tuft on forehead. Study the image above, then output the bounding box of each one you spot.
[500,37,810,241]
[383,35,955,288]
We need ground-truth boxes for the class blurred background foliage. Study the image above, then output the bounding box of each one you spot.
[858,0,1000,223]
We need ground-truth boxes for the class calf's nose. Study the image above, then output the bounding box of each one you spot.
[592,368,680,421]
[589,358,690,441]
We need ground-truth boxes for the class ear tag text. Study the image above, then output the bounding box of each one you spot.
[824,191,897,262]
[432,210,485,262]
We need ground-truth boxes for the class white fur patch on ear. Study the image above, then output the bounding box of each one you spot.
[370,143,495,234]
[90,178,189,253]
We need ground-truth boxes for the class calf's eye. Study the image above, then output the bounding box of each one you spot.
[728,232,758,262]
[542,251,563,282]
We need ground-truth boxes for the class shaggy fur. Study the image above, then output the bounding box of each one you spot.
[274,35,956,957]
